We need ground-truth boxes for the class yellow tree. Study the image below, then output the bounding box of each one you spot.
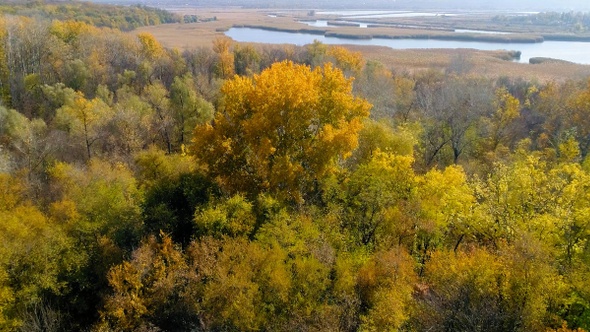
[327,46,365,75]
[349,119,417,167]
[485,87,521,151]
[0,174,83,330]
[136,32,175,85]
[191,61,371,203]
[49,20,95,45]
[212,37,235,79]
[136,32,165,60]
[102,234,192,331]
[418,245,564,332]
[357,247,417,331]
[417,165,475,252]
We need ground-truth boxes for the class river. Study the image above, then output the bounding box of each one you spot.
[225,27,590,64]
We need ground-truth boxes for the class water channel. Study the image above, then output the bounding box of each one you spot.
[225,27,590,64]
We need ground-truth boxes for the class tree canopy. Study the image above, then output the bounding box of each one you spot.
[192,61,371,203]
[1,4,590,331]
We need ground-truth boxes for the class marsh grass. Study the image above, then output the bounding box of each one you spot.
[135,9,590,81]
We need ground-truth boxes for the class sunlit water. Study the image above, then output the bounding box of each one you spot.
[300,20,368,28]
[299,21,511,32]
[455,29,512,35]
[347,12,459,19]
[315,10,412,16]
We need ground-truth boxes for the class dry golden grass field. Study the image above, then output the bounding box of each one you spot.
[135,9,590,82]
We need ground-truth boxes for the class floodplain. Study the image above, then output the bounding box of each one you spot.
[137,8,590,81]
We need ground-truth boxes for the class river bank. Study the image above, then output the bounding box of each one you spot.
[135,8,590,81]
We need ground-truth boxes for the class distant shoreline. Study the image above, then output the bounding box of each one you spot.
[136,8,590,81]
[229,24,545,44]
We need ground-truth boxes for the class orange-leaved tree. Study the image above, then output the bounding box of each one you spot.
[191,61,371,203]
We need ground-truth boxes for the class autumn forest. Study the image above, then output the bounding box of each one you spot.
[1,1,590,331]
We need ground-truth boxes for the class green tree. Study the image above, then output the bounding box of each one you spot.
[0,19,10,106]
[54,92,113,159]
[234,44,261,76]
[48,159,143,249]
[142,81,174,153]
[0,107,54,178]
[170,74,213,147]
[194,194,256,239]
[108,87,155,158]
[305,40,327,68]
[342,150,416,246]
[142,171,218,247]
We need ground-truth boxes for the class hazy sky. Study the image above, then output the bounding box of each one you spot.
[299,0,590,11]
[97,0,590,11]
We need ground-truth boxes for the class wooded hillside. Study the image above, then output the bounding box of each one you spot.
[1,3,590,331]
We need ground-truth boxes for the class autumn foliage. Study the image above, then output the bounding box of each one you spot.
[192,61,370,203]
[2,3,590,332]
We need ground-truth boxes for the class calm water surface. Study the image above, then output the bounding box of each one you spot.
[300,20,369,28]
[315,10,411,16]
[225,27,590,64]
[347,12,459,19]
[314,10,457,18]
[300,21,509,32]
[454,29,512,35]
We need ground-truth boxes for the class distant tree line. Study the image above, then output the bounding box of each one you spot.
[0,0,179,31]
[494,11,590,33]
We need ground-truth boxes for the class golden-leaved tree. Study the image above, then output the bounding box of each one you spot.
[192,60,371,203]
